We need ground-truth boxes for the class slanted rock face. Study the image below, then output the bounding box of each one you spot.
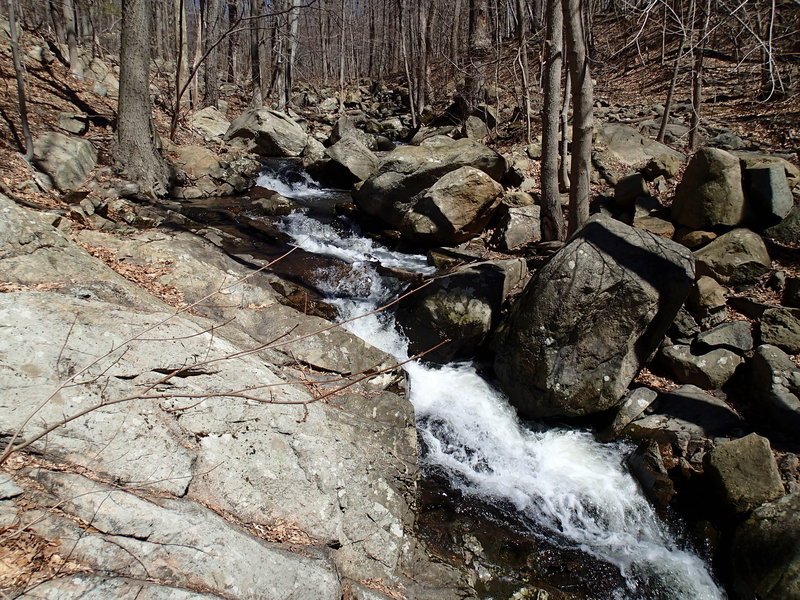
[704,433,785,516]
[594,124,685,182]
[395,259,528,364]
[743,164,794,228]
[399,166,504,245]
[32,131,97,191]
[732,492,800,600]
[354,138,506,228]
[751,344,800,434]
[225,108,309,157]
[190,106,231,140]
[325,135,379,182]
[672,147,747,229]
[493,217,695,418]
[694,228,771,285]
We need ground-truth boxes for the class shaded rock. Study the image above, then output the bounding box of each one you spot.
[657,344,743,389]
[189,106,231,140]
[743,164,793,228]
[672,147,747,229]
[632,215,675,238]
[675,229,717,249]
[738,152,800,190]
[463,115,489,139]
[732,492,800,600]
[669,307,700,343]
[627,440,675,507]
[396,259,528,364]
[642,154,682,180]
[411,126,456,144]
[764,204,800,243]
[500,191,535,208]
[760,307,800,354]
[599,386,658,442]
[492,205,541,251]
[225,108,309,157]
[626,385,743,441]
[399,166,503,245]
[355,139,506,228]
[784,277,800,308]
[614,173,649,209]
[325,136,380,182]
[493,217,695,418]
[696,321,753,353]
[704,433,784,516]
[751,344,800,434]
[329,116,376,149]
[694,228,771,285]
[32,132,97,191]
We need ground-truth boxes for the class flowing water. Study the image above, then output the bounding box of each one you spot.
[253,167,726,600]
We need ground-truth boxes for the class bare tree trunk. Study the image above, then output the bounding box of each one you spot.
[416,0,429,113]
[397,0,417,127]
[250,0,263,107]
[559,67,571,190]
[540,0,565,242]
[202,0,221,107]
[451,0,462,73]
[116,0,169,196]
[174,0,191,109]
[63,0,83,77]
[8,0,33,159]
[49,0,65,43]
[563,0,592,235]
[657,27,687,144]
[689,0,711,150]
[464,0,491,110]
[516,0,532,142]
[285,0,301,107]
[338,0,346,108]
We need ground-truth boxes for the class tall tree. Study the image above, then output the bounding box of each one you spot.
[464,0,491,110]
[8,0,33,159]
[63,0,83,77]
[202,0,221,107]
[563,0,592,235]
[116,0,169,196]
[540,0,565,242]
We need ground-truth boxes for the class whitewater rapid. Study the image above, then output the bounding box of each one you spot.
[257,169,726,600]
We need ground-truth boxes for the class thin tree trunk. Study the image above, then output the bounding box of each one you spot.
[202,0,221,107]
[116,0,169,196]
[451,0,462,73]
[657,27,686,144]
[174,0,191,110]
[49,0,65,43]
[517,0,532,142]
[8,0,33,159]
[338,0,345,108]
[689,0,710,150]
[465,0,491,110]
[63,0,83,76]
[285,0,300,107]
[559,66,571,190]
[397,0,417,127]
[540,0,565,242]
[250,0,263,107]
[563,0,592,235]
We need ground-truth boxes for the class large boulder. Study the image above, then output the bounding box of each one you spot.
[760,307,800,354]
[395,259,528,364]
[354,139,506,227]
[593,124,685,183]
[399,166,504,245]
[225,108,309,157]
[190,106,231,140]
[765,204,800,243]
[493,217,695,418]
[732,492,800,600]
[704,433,785,516]
[325,136,380,182]
[32,131,97,191]
[329,116,376,149]
[672,147,747,229]
[743,164,794,228]
[170,144,224,179]
[656,343,743,389]
[693,228,771,285]
[751,344,800,434]
[491,204,541,251]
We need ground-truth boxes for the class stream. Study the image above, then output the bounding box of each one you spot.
[195,163,727,600]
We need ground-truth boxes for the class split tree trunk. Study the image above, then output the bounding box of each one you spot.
[8,0,32,159]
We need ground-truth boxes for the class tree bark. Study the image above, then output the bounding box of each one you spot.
[559,66,571,191]
[202,0,221,107]
[116,0,169,196]
[63,0,83,77]
[689,0,711,150]
[464,0,491,109]
[516,0,532,142]
[540,0,565,242]
[174,0,191,109]
[563,0,592,236]
[250,0,264,107]
[48,0,65,44]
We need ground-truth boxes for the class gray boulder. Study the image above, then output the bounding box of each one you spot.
[599,386,658,441]
[190,106,231,140]
[657,343,743,389]
[751,344,800,434]
[595,124,685,174]
[492,204,541,251]
[743,164,793,228]
[32,131,97,191]
[760,307,800,354]
[325,136,380,182]
[704,433,785,516]
[463,115,489,140]
[355,139,506,227]
[493,217,695,418]
[225,108,309,157]
[329,116,376,149]
[694,228,771,285]
[627,440,675,507]
[765,204,800,243]
[687,276,728,325]
[399,166,503,245]
[672,147,747,229]
[625,385,742,441]
[732,492,800,600]
[395,259,528,364]
[614,173,650,209]
[696,321,754,353]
